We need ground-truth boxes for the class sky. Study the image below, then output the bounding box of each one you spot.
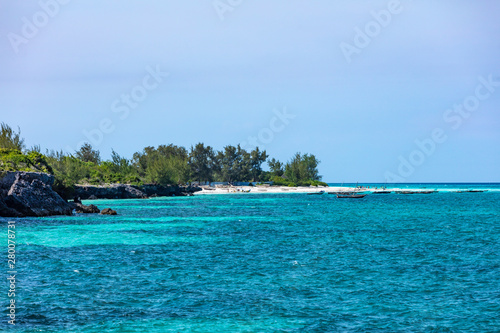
[1,0,499,182]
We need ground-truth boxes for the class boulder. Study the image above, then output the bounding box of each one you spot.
[70,202,100,214]
[0,172,72,217]
[100,208,117,215]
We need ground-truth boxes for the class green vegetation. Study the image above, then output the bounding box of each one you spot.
[284,153,321,184]
[133,144,189,185]
[0,148,52,173]
[0,123,326,195]
[0,123,25,151]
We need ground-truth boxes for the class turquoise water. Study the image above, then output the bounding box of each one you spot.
[329,182,500,192]
[3,185,500,332]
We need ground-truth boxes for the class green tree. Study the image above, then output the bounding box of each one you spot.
[234,145,251,182]
[268,157,284,177]
[0,148,52,173]
[75,143,101,164]
[217,145,238,183]
[132,146,155,177]
[110,149,136,177]
[189,143,216,183]
[132,145,189,185]
[215,145,246,182]
[302,154,321,181]
[249,147,268,181]
[284,153,321,184]
[215,145,267,182]
[0,123,25,151]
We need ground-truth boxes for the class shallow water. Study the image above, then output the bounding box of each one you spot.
[3,187,500,332]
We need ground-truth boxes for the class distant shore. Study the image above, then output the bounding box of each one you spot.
[198,185,498,195]
[199,185,369,194]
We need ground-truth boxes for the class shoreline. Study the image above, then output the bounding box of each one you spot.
[198,186,335,195]
[197,185,498,195]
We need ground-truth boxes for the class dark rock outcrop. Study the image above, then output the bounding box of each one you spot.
[74,184,148,200]
[75,184,201,200]
[70,202,100,214]
[100,208,117,215]
[0,198,22,217]
[0,172,200,217]
[0,172,72,217]
[141,184,201,197]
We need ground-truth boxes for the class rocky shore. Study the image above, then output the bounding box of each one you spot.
[74,183,201,200]
[0,171,201,217]
[1,172,74,217]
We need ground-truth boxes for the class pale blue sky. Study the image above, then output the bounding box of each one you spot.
[1,0,499,182]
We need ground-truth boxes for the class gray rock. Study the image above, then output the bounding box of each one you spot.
[0,172,72,217]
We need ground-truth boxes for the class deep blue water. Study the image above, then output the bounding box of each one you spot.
[2,185,500,332]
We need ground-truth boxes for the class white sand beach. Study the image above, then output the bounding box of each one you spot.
[198,185,357,195]
[196,185,472,195]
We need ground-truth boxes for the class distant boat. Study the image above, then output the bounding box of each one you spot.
[337,192,367,199]
[456,190,487,193]
[396,190,437,194]
[329,190,367,195]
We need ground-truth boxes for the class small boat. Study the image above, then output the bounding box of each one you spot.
[373,191,391,194]
[337,193,367,199]
[455,190,487,193]
[396,191,417,194]
[201,186,216,191]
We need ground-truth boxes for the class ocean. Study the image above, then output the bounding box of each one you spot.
[3,184,500,332]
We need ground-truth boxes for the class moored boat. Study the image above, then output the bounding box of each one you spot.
[336,193,367,198]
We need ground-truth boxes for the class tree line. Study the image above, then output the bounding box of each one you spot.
[0,123,326,196]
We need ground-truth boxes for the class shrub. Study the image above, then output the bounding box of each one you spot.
[0,149,52,173]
